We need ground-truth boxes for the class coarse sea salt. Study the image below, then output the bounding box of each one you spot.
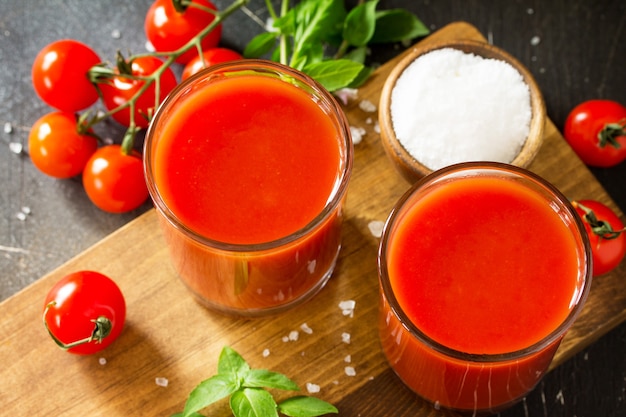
[390,48,531,171]
[306,382,321,393]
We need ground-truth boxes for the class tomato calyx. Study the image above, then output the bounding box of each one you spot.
[598,119,626,149]
[173,0,212,13]
[43,301,113,350]
[573,200,625,240]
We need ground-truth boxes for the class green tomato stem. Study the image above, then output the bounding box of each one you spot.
[86,0,249,149]
[43,301,113,351]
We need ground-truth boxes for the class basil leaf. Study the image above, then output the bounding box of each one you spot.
[292,0,346,65]
[273,8,296,36]
[278,396,339,417]
[347,65,373,89]
[290,42,324,70]
[243,32,278,58]
[371,9,430,43]
[218,346,250,378]
[303,59,364,92]
[343,46,368,64]
[342,0,378,47]
[243,369,300,391]
[230,388,279,417]
[182,374,239,417]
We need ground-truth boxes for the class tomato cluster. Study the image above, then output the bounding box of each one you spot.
[29,0,242,213]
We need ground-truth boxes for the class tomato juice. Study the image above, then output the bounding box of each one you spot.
[378,163,591,413]
[145,61,352,315]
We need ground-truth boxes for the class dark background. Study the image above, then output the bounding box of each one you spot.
[1,1,624,416]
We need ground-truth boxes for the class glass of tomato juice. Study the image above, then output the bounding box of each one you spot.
[378,162,592,413]
[144,60,353,316]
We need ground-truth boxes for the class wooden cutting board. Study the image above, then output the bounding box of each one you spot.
[2,22,625,417]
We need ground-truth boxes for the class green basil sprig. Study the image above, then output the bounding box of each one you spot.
[244,0,429,91]
[173,346,338,417]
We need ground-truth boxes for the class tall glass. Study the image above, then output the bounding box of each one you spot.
[144,60,353,316]
[378,162,592,413]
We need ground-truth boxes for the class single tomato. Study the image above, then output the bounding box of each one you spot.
[98,56,177,128]
[43,271,126,355]
[145,0,222,64]
[82,145,149,213]
[573,199,626,277]
[563,99,626,167]
[32,39,101,112]
[28,111,98,178]
[181,47,243,80]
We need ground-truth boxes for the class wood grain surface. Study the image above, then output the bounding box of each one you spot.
[1,22,625,417]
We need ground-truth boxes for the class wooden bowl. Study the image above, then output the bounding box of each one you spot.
[379,39,546,183]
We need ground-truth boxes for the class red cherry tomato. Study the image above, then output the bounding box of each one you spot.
[43,271,126,355]
[82,145,149,213]
[563,100,626,167]
[573,199,626,277]
[144,0,222,64]
[181,47,243,80]
[32,39,101,112]
[99,56,177,128]
[28,111,98,179]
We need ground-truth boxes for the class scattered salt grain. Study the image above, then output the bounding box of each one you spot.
[373,121,380,134]
[288,330,299,341]
[282,336,290,342]
[300,323,313,334]
[359,99,377,113]
[527,8,534,15]
[334,88,358,106]
[155,377,169,387]
[530,35,541,46]
[98,357,107,365]
[306,382,321,393]
[262,348,270,357]
[16,207,31,221]
[4,122,13,133]
[341,332,351,344]
[344,366,356,377]
[390,48,531,171]
[350,125,366,144]
[368,220,385,238]
[344,354,351,363]
[111,29,121,39]
[339,300,356,317]
[9,142,23,154]
[365,117,372,124]
[556,389,564,405]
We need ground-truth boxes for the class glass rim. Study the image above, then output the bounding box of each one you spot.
[143,59,353,253]
[378,161,593,362]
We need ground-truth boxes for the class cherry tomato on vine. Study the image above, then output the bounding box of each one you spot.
[43,271,126,355]
[32,39,101,112]
[573,199,626,277]
[181,47,243,80]
[563,100,626,167]
[83,145,149,213]
[99,56,177,128]
[28,111,98,179]
[145,0,222,64]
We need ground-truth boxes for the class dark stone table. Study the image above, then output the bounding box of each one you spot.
[1,1,624,415]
